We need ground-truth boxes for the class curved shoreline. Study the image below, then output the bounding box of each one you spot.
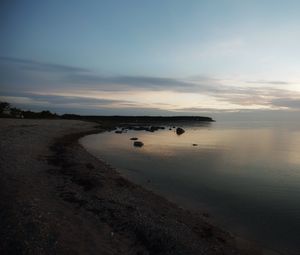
[0,119,268,254]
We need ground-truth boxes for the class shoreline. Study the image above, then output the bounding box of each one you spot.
[0,119,269,254]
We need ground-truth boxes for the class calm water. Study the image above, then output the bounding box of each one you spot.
[80,121,300,254]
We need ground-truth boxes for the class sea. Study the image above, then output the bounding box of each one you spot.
[80,120,300,254]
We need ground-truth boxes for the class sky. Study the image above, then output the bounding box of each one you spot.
[1,0,300,119]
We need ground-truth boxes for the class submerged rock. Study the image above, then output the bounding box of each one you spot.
[148,126,165,132]
[132,126,148,131]
[133,141,144,147]
[176,127,185,135]
[126,125,165,132]
[130,137,138,140]
[192,144,198,146]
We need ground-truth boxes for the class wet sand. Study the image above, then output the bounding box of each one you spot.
[0,119,267,254]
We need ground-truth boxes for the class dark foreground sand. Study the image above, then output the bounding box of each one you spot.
[0,119,271,255]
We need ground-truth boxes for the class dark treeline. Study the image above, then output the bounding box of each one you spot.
[0,102,59,119]
[0,102,214,122]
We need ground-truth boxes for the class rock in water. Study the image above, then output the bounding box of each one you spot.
[130,137,138,140]
[133,141,144,147]
[176,127,185,135]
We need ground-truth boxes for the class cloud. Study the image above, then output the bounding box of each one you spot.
[212,86,299,109]
[0,56,88,73]
[0,93,174,115]
[1,56,295,95]
[271,98,300,109]
[246,80,291,85]
[28,94,126,105]
[65,73,200,91]
[0,56,202,92]
[173,107,231,113]
[2,56,300,114]
[0,92,133,107]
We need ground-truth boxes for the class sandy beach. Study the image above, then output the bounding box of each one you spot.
[0,119,265,255]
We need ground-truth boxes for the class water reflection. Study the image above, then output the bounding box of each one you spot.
[80,121,300,254]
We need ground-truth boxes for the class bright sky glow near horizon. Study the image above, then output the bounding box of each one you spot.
[1,0,300,119]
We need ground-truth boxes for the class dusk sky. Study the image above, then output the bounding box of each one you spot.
[1,0,300,118]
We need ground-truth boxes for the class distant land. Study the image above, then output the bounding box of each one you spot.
[0,101,214,123]
[61,114,214,123]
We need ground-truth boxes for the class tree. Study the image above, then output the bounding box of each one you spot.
[10,107,23,118]
[0,102,11,114]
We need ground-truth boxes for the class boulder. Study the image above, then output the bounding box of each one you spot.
[176,127,185,135]
[130,137,138,140]
[133,141,144,147]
